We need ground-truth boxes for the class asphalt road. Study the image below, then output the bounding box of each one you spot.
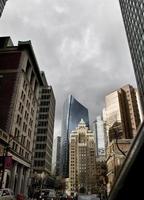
[78,194,100,200]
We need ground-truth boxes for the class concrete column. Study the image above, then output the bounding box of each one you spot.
[23,168,30,196]
[2,169,8,188]
[10,162,17,191]
[15,165,23,195]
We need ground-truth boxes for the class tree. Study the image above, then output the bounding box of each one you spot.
[95,161,107,198]
[79,187,86,193]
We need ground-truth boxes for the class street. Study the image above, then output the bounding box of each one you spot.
[78,194,100,200]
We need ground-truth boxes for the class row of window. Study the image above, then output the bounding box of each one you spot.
[38,114,48,120]
[37,128,47,134]
[34,160,45,167]
[36,136,47,142]
[40,101,50,106]
[16,114,33,129]
[39,107,49,112]
[35,144,46,149]
[12,141,30,160]
[34,152,46,158]
[41,95,50,99]
[38,121,48,126]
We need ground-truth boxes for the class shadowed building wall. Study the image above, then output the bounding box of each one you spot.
[119,1,144,116]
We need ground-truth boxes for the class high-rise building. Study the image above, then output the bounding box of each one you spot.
[0,36,43,194]
[0,0,7,17]
[104,84,140,192]
[93,116,105,158]
[32,72,55,175]
[104,84,140,144]
[52,136,61,176]
[119,1,144,115]
[61,95,89,177]
[69,119,96,194]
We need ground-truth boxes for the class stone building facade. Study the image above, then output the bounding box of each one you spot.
[0,36,43,195]
[69,119,96,194]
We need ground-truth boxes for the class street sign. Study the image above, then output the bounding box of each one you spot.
[4,156,13,169]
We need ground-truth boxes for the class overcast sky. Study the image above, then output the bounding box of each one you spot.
[0,0,136,137]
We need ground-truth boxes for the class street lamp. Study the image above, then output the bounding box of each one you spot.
[105,121,126,157]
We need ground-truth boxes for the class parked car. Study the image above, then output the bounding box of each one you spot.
[0,188,15,200]
[39,189,56,200]
[16,193,25,200]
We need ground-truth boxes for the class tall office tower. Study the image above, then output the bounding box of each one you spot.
[61,95,89,177]
[0,36,43,194]
[93,116,105,158]
[33,72,55,175]
[69,119,96,194]
[105,84,140,192]
[52,136,61,176]
[105,84,140,144]
[119,1,144,115]
[0,0,7,17]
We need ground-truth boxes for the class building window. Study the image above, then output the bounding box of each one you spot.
[28,129,32,138]
[26,140,30,150]
[29,118,33,127]
[35,144,46,149]
[23,122,27,133]
[34,160,45,167]
[14,128,20,139]
[21,135,26,146]
[12,142,18,152]
[34,152,46,158]
[36,136,47,142]
[25,152,29,160]
[19,147,24,156]
[16,115,22,126]
[39,107,49,112]
[38,121,48,126]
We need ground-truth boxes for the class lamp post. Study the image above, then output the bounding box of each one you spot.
[105,121,126,157]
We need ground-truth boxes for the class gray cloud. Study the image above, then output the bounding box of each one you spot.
[0,0,136,137]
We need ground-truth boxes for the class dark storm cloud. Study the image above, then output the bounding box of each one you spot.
[0,0,136,136]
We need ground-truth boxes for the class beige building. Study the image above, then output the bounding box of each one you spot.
[32,72,55,177]
[104,84,140,144]
[65,178,71,196]
[69,119,96,194]
[104,85,140,193]
[0,37,43,195]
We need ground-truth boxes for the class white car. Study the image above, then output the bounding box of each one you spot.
[0,188,15,200]
[39,189,56,200]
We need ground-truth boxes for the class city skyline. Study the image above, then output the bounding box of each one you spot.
[61,95,89,177]
[0,0,137,138]
[0,1,143,198]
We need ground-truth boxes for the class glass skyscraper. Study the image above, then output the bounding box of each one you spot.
[93,116,105,157]
[119,1,144,114]
[60,95,89,177]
